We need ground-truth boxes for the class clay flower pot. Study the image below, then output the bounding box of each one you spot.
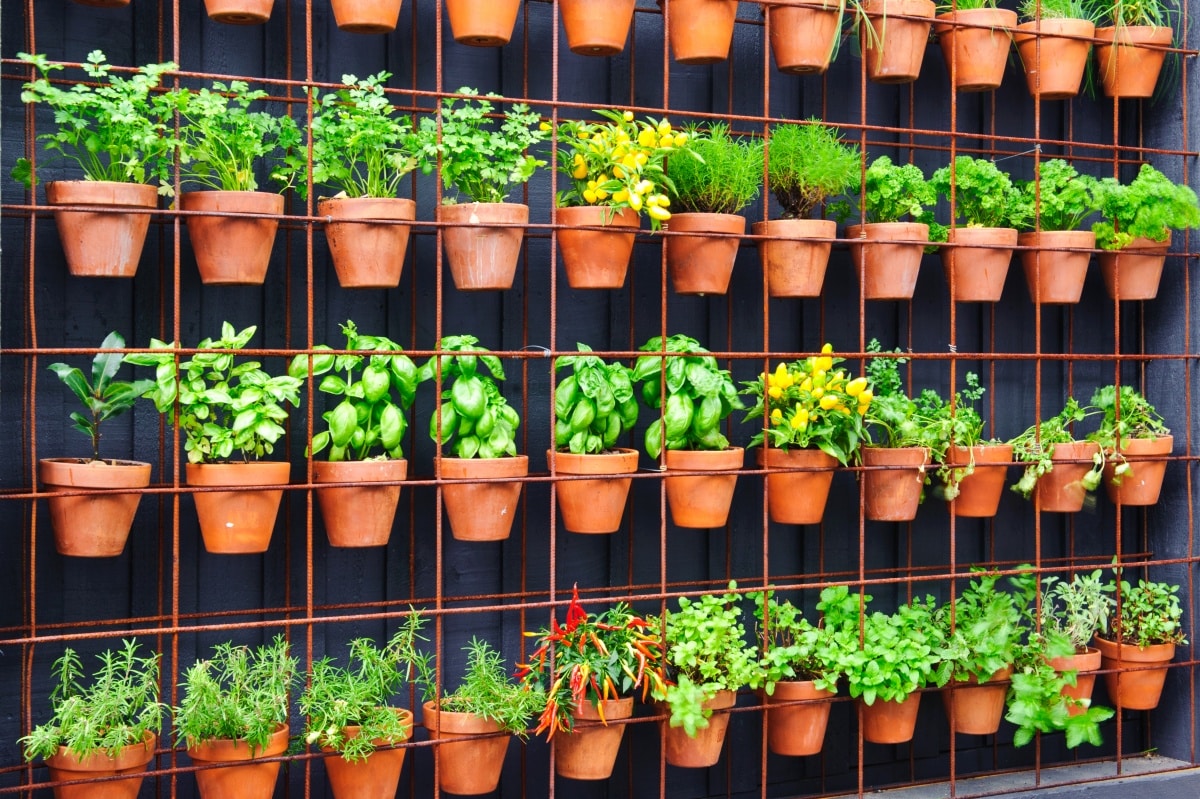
[659,0,740,65]
[39,458,152,557]
[663,447,744,529]
[846,222,929,301]
[665,212,745,295]
[934,8,1018,92]
[1103,434,1172,506]
[765,681,835,756]
[859,693,921,744]
[72,0,131,6]
[438,456,528,541]
[1099,237,1170,300]
[46,731,156,799]
[1015,18,1096,100]
[445,0,521,47]
[560,0,637,56]
[941,667,1011,735]
[766,1,843,74]
[314,459,407,548]
[1047,646,1102,716]
[204,0,274,24]
[188,724,289,799]
[860,0,936,84]
[1035,441,1100,513]
[662,689,735,768]
[1095,25,1173,99]
[330,0,403,33]
[423,701,510,794]
[755,219,835,297]
[323,710,412,799]
[186,461,290,554]
[439,202,528,291]
[45,181,158,278]
[555,697,633,780]
[320,197,416,288]
[557,205,640,289]
[948,444,1012,518]
[1094,637,1175,710]
[941,227,1017,302]
[182,191,284,285]
[757,447,837,525]
[1019,230,1094,305]
[862,446,929,522]
[550,448,639,534]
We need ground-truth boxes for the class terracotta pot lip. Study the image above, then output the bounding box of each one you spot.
[40,458,153,489]
[1095,24,1173,37]
[862,0,936,16]
[180,189,284,200]
[862,445,931,463]
[768,680,837,701]
[313,458,408,482]
[187,723,290,761]
[438,201,530,214]
[1015,16,1095,34]
[1094,636,1178,657]
[555,204,641,227]
[1019,229,1095,241]
[318,196,416,213]
[754,218,837,230]
[41,457,152,468]
[756,446,839,467]
[1111,433,1173,454]
[548,447,640,474]
[46,180,160,206]
[322,708,414,750]
[185,460,291,487]
[46,730,157,771]
[946,226,1019,241]
[421,700,506,734]
[572,695,634,722]
[1049,441,1100,458]
[437,454,530,480]
[1102,236,1171,254]
[936,7,1017,22]
[1047,646,1102,672]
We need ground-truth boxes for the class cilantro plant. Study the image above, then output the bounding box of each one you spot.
[437,638,545,738]
[765,120,859,220]
[418,335,520,459]
[1013,159,1101,232]
[1091,163,1200,250]
[832,155,936,225]
[928,155,1027,242]
[13,51,177,190]
[552,344,638,455]
[665,123,762,215]
[1010,398,1104,499]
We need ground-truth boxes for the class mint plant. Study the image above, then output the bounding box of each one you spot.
[1091,163,1200,250]
[934,571,1030,686]
[552,344,638,455]
[665,123,762,215]
[437,638,545,738]
[765,120,859,220]
[749,586,860,696]
[418,335,520,459]
[1013,159,1101,232]
[833,595,944,707]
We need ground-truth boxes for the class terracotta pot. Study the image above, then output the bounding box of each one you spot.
[846,222,929,301]
[423,701,509,794]
[666,212,745,295]
[1019,230,1094,305]
[186,462,290,554]
[45,181,157,278]
[862,447,929,522]
[663,447,743,528]
[46,731,156,799]
[438,456,528,541]
[550,448,639,534]
[941,227,1017,302]
[947,444,1013,518]
[560,0,636,56]
[1047,646,1102,716]
[323,710,412,799]
[445,0,520,46]
[39,458,152,557]
[557,206,640,289]
[1035,441,1100,513]
[330,0,403,33]
[1099,237,1170,300]
[320,197,416,288]
[941,667,1011,735]
[662,689,736,768]
[72,0,131,6]
[1094,636,1175,710]
[181,191,284,285]
[756,447,837,525]
[860,0,936,84]
[755,219,835,297]
[1015,18,1096,99]
[1103,434,1172,506]
[1095,25,1173,99]
[314,459,407,548]
[555,697,633,780]
[765,681,834,757]
[439,202,528,291]
[859,693,921,744]
[766,1,842,75]
[188,724,289,799]
[659,0,740,65]
[204,0,274,24]
[934,9,1017,92]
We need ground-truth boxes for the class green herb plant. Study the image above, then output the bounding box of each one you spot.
[1040,570,1112,652]
[937,0,999,10]
[1086,384,1171,485]
[863,339,941,452]
[831,155,936,225]
[934,571,1030,687]
[1086,0,1175,26]
[1091,163,1200,250]
[418,335,520,459]
[665,123,762,215]
[832,595,945,707]
[1106,571,1187,647]
[1018,0,1091,18]
[436,638,545,738]
[1014,159,1101,232]
[764,120,860,220]
[916,371,991,499]
[928,155,1027,243]
[749,585,861,696]
[1010,398,1104,499]
[552,344,638,455]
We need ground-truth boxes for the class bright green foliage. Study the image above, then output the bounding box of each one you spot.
[833,595,944,706]
[288,321,420,462]
[1018,0,1090,18]
[552,344,637,455]
[1013,159,1101,232]
[172,80,301,192]
[665,123,762,215]
[929,156,1027,240]
[1107,573,1187,647]
[831,155,935,224]
[934,571,1030,685]
[419,87,547,204]
[14,51,177,189]
[438,638,545,738]
[1086,384,1170,486]
[1087,0,1174,26]
[1092,163,1200,250]
[863,339,941,451]
[418,334,519,459]
[48,331,153,461]
[124,323,302,464]
[765,120,860,219]
[1040,570,1111,651]
[174,636,296,754]
[288,72,422,199]
[916,371,988,498]
[20,640,163,761]
[749,586,861,695]
[1006,653,1114,748]
[1010,398,1104,499]
[301,615,433,762]
[632,334,743,456]
[939,0,999,9]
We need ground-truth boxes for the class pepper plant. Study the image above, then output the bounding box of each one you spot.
[418,334,520,459]
[552,343,639,455]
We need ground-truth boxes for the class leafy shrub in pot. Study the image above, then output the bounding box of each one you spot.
[1086,384,1172,505]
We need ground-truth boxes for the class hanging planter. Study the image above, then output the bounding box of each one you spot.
[45,732,157,799]
[555,698,633,780]
[755,219,835,297]
[320,198,416,289]
[1095,25,1173,99]
[445,0,521,46]
[1047,647,1102,716]
[947,443,1013,518]
[665,212,745,295]
[663,448,744,529]
[439,202,528,291]
[1098,237,1169,300]
[330,0,403,34]
[182,191,284,285]
[204,0,274,24]
[765,0,843,74]
[862,446,929,522]
[1093,637,1175,710]
[934,8,1018,92]
[860,0,936,84]
[757,447,837,525]
[659,0,740,65]
[422,703,510,794]
[860,694,921,744]
[314,460,407,548]
[40,459,152,557]
[45,181,158,278]
[187,462,290,554]
[941,227,1016,302]
[322,711,412,799]
[765,681,835,757]
[1014,18,1096,99]
[662,690,736,768]
[1035,442,1101,513]
[560,0,637,56]
[188,724,290,799]
[557,206,640,289]
[1103,434,1172,506]
[1019,230,1094,304]
[438,456,528,541]
[846,222,930,301]
[941,667,1011,735]
[550,448,639,534]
